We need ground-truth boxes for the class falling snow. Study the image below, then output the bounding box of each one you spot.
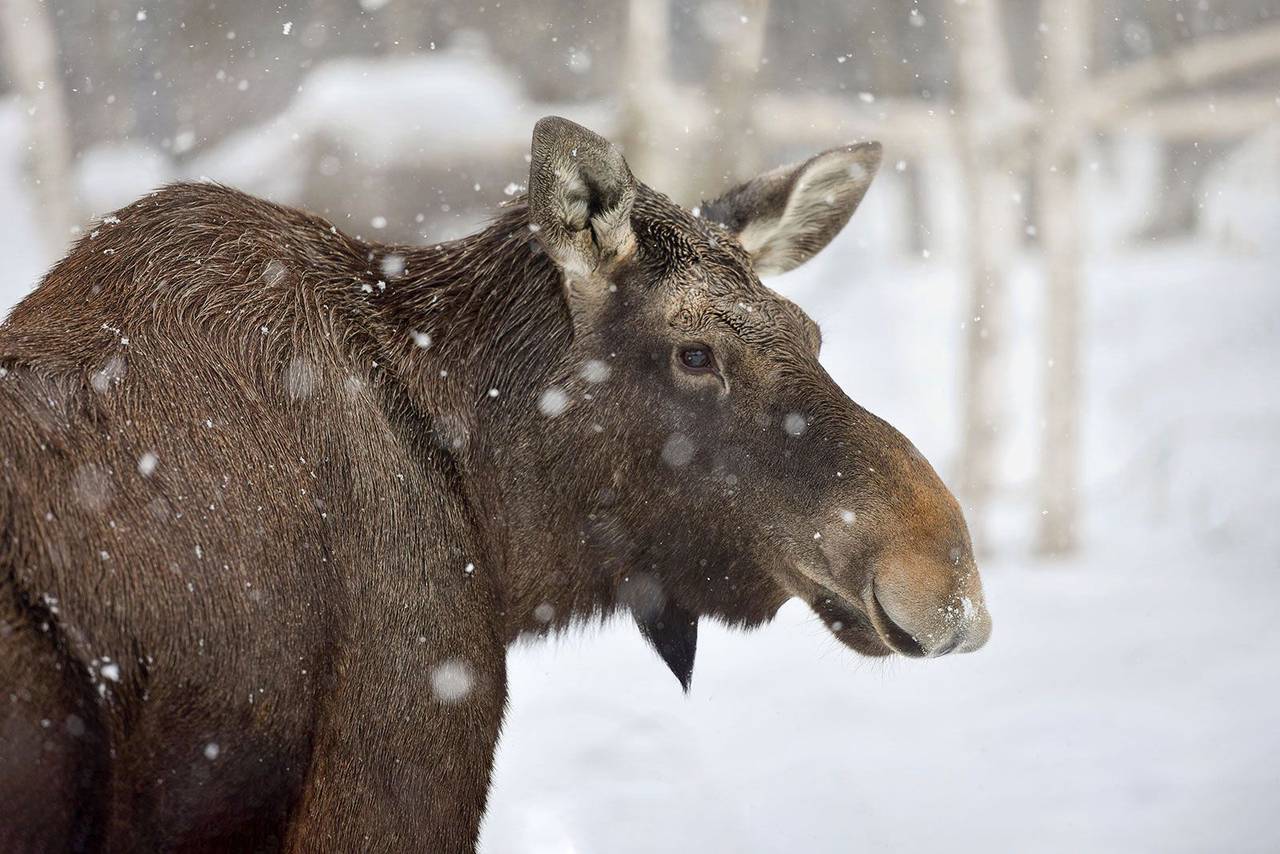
[0,5,1273,852]
[430,659,475,704]
[537,387,569,418]
[580,360,611,384]
[661,433,695,467]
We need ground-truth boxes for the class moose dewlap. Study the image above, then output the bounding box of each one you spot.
[0,116,990,851]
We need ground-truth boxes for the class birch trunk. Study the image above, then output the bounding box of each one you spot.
[620,0,679,192]
[952,0,1021,549]
[704,0,770,190]
[0,0,76,257]
[1035,0,1091,555]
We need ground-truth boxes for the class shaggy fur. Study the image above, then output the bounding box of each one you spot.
[0,118,987,852]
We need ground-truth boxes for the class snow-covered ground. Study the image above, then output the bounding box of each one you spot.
[2,96,1277,853]
[484,234,1280,853]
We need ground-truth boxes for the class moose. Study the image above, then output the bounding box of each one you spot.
[0,117,990,851]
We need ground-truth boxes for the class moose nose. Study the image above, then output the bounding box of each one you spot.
[870,552,991,657]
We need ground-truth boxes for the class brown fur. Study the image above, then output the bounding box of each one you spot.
[0,119,988,851]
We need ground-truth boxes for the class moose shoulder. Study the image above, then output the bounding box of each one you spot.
[0,117,990,851]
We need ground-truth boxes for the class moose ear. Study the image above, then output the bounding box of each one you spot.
[634,599,698,693]
[528,116,637,278]
[701,141,882,277]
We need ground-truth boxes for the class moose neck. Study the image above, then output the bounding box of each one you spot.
[382,206,569,400]
[378,207,616,640]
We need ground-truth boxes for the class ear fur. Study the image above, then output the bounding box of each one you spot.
[527,116,637,278]
[701,141,882,276]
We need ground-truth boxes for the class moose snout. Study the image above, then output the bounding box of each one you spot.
[866,550,992,658]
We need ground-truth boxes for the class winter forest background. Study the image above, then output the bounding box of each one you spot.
[2,0,1278,851]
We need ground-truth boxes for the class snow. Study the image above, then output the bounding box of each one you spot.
[71,464,112,513]
[1,85,1277,854]
[187,46,610,205]
[285,357,319,401]
[661,433,696,467]
[482,233,1280,852]
[580,360,612,384]
[381,254,407,279]
[537,387,570,418]
[74,142,172,217]
[431,659,476,704]
[0,99,50,311]
[138,453,159,477]
[1203,123,1280,252]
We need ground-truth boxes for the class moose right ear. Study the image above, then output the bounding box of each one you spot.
[701,141,882,277]
[527,116,637,280]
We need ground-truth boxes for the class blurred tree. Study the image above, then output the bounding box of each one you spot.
[1134,0,1211,241]
[1,0,76,255]
[1035,0,1091,556]
[1094,0,1280,240]
[704,0,769,189]
[869,0,930,255]
[952,0,1023,550]
[382,0,428,55]
[620,0,681,191]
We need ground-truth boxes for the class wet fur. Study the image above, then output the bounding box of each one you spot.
[0,121,975,850]
[0,184,575,850]
[0,180,805,850]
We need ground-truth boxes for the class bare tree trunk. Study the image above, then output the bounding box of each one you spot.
[1035,0,1091,556]
[871,0,929,256]
[704,0,770,191]
[0,0,76,257]
[1124,0,1202,243]
[620,0,680,192]
[952,0,1022,550]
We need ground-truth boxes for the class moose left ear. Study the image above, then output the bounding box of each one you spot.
[701,141,882,277]
[527,116,637,279]
[634,599,698,693]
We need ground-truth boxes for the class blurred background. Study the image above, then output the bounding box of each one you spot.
[2,1,1278,851]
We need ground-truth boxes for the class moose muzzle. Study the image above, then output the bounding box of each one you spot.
[866,548,992,657]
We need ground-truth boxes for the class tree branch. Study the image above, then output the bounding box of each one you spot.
[1088,22,1280,125]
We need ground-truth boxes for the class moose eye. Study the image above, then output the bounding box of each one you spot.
[678,345,715,372]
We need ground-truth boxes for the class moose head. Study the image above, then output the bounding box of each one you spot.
[498,117,992,687]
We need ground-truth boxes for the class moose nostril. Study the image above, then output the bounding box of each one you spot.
[868,591,927,657]
[870,576,991,658]
[930,633,965,657]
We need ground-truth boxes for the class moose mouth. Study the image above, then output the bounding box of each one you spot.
[810,587,927,658]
